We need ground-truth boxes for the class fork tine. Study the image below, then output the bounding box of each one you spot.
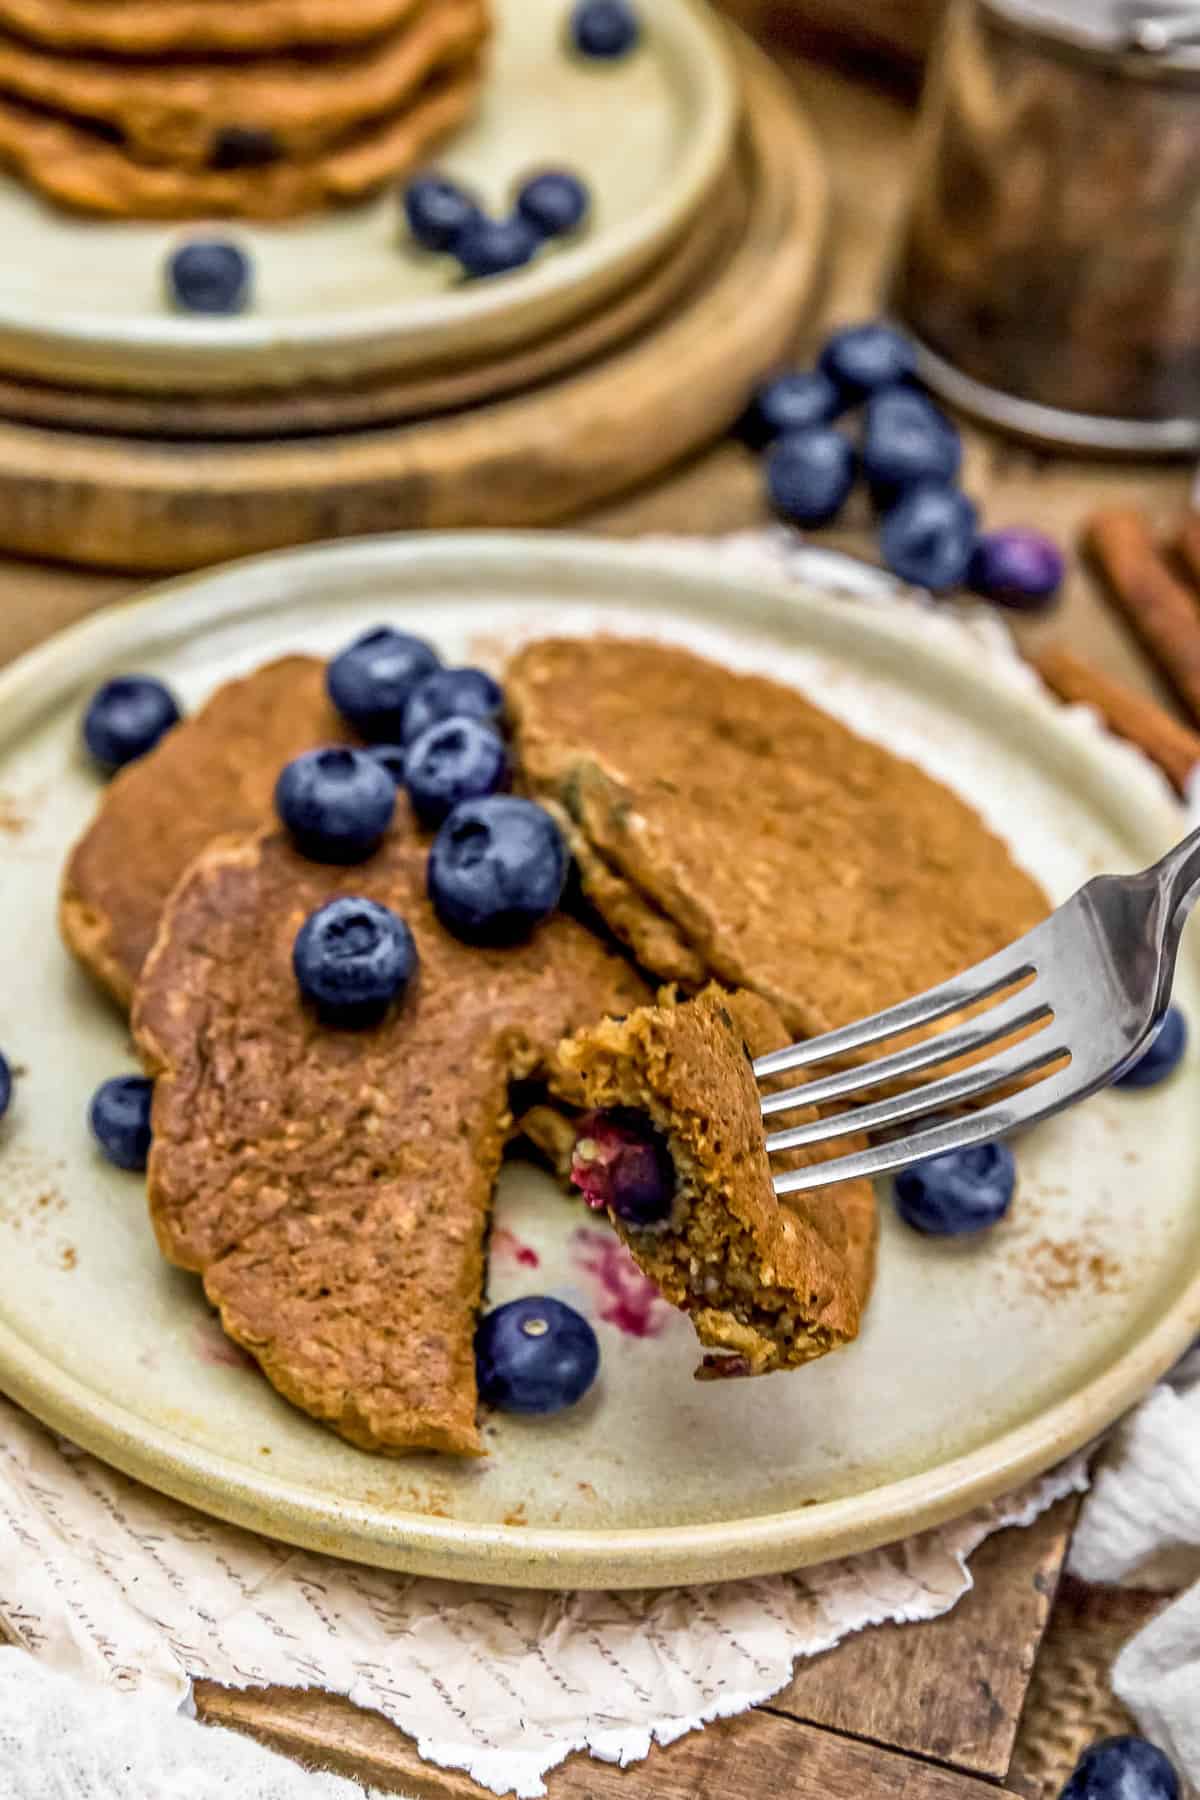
[771,1062,1081,1196]
[752,938,1041,1082]
[764,1035,1066,1155]
[759,984,1053,1117]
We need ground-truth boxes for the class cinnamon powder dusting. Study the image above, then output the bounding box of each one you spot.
[0,792,27,836]
[1020,1236,1123,1301]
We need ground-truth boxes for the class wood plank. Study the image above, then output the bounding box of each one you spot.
[195,1679,1029,1800]
[769,1496,1077,1777]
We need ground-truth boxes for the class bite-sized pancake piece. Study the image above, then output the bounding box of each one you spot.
[552,987,877,1377]
[133,830,650,1455]
[0,0,489,168]
[0,61,480,219]
[61,656,359,1010]
[507,637,1049,1040]
[0,0,428,56]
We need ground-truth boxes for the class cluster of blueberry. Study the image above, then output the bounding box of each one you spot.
[403,166,591,280]
[741,321,1066,606]
[164,0,637,314]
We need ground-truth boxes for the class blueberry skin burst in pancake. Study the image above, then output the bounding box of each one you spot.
[505,637,1048,1041]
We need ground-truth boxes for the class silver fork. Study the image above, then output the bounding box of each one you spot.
[755,829,1200,1196]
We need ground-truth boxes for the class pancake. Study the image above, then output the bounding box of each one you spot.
[553,986,877,1378]
[506,637,1050,1042]
[132,828,650,1455]
[61,655,359,1010]
[0,0,429,56]
[0,0,488,168]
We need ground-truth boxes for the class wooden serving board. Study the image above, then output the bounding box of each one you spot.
[0,37,826,571]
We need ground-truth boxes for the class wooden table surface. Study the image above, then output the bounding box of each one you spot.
[0,35,1182,1800]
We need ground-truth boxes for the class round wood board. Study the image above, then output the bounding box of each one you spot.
[0,0,738,395]
[2,533,1198,1588]
[0,41,827,572]
[0,169,742,440]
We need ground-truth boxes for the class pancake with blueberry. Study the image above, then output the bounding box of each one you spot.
[61,656,362,1010]
[553,986,877,1378]
[506,637,1049,1041]
[133,806,651,1456]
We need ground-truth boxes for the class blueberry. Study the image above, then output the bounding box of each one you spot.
[819,321,917,400]
[863,388,962,506]
[402,173,481,252]
[82,676,181,773]
[327,627,441,740]
[738,369,843,451]
[428,796,567,944]
[765,428,856,528]
[166,239,252,315]
[404,717,509,827]
[293,896,417,1027]
[402,666,504,744]
[90,1075,154,1173]
[1115,1006,1187,1089]
[367,744,409,788]
[0,1050,11,1124]
[517,170,591,238]
[880,482,978,592]
[1059,1737,1179,1800]
[475,1296,600,1414]
[455,215,541,280]
[275,747,397,863]
[894,1143,1016,1236]
[969,528,1065,612]
[570,0,640,58]
[210,125,281,171]
[571,1109,675,1229]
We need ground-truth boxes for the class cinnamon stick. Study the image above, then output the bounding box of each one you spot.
[1084,505,1200,725]
[1031,643,1200,796]
[1172,512,1200,595]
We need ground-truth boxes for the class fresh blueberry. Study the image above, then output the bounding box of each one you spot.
[90,1075,154,1173]
[570,0,640,58]
[517,170,590,238]
[863,388,962,506]
[819,320,917,400]
[969,528,1065,612]
[880,482,978,592]
[402,666,504,744]
[1059,1737,1179,1800]
[475,1296,600,1414]
[737,369,844,451]
[456,216,541,280]
[166,239,252,315]
[428,795,567,944]
[894,1143,1016,1236]
[402,173,481,252]
[0,1050,11,1124]
[766,428,856,528]
[327,627,441,740]
[1115,1006,1187,1090]
[275,747,397,863]
[367,744,409,788]
[293,896,417,1027]
[404,717,509,827]
[82,676,181,773]
[571,1109,676,1229]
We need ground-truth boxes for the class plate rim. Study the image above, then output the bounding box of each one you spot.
[0,0,738,394]
[1,529,1195,1589]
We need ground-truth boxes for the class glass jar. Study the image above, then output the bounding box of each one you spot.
[891,1,1200,452]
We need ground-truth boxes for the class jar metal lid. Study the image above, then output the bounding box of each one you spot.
[984,0,1200,62]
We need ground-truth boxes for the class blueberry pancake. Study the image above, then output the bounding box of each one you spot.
[0,0,429,56]
[61,656,361,1010]
[553,987,877,1379]
[506,637,1049,1041]
[133,828,650,1455]
[0,0,488,169]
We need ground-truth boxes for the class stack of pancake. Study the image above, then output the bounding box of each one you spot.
[0,0,490,219]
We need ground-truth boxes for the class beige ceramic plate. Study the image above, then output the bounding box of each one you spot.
[0,0,736,394]
[1,534,1199,1590]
